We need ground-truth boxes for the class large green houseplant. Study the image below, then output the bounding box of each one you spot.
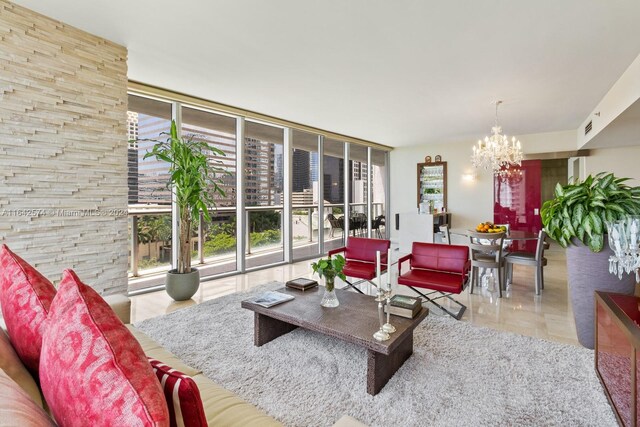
[142,120,227,300]
[541,172,640,348]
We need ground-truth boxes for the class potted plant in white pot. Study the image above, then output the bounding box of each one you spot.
[142,120,227,301]
[541,172,640,348]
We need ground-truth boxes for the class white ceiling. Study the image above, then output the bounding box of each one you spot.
[14,0,640,148]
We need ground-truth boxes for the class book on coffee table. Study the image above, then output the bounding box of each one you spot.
[384,295,422,319]
[246,291,295,308]
[285,277,318,291]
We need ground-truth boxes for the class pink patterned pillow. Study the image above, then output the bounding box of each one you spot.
[0,244,56,376]
[149,358,208,427]
[39,269,169,427]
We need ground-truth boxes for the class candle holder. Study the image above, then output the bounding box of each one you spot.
[382,289,396,334]
[381,247,396,334]
[373,289,390,341]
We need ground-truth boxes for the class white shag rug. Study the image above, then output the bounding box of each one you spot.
[135,284,616,427]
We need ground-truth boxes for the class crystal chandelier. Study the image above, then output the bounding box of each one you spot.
[607,216,640,282]
[471,101,523,177]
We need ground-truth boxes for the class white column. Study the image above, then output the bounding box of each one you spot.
[344,142,351,239]
[283,128,293,263]
[171,102,182,271]
[367,146,373,238]
[236,118,246,272]
[318,135,325,253]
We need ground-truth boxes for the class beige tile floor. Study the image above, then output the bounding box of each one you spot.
[131,243,580,346]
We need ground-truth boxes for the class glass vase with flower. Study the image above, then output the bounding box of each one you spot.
[311,254,346,308]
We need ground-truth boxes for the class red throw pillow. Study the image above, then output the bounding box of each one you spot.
[0,244,56,376]
[149,358,208,427]
[39,269,169,427]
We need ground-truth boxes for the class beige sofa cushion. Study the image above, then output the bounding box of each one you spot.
[192,374,282,427]
[126,325,201,377]
[103,293,131,324]
[0,328,43,408]
[127,325,281,426]
[0,370,54,426]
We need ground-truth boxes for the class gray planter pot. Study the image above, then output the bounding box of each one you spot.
[165,268,200,301]
[566,238,636,349]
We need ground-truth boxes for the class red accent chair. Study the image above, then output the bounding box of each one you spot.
[398,242,470,319]
[328,237,391,294]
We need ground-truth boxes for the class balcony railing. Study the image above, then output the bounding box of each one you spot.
[128,202,385,285]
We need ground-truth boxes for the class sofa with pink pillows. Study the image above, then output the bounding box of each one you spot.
[0,244,281,427]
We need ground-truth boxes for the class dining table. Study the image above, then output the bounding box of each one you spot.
[449,228,539,241]
[450,228,542,286]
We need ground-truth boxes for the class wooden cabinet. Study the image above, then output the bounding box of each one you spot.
[417,161,447,210]
[595,291,640,426]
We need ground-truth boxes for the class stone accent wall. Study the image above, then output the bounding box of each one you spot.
[0,1,129,294]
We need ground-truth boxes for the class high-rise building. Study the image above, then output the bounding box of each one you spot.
[310,152,319,183]
[350,160,368,203]
[127,111,139,204]
[292,149,310,192]
[129,113,172,204]
[245,137,278,206]
[182,122,238,207]
[323,156,344,204]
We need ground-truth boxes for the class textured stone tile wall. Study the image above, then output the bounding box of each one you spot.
[0,1,129,294]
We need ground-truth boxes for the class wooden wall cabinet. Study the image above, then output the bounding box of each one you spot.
[417,161,447,210]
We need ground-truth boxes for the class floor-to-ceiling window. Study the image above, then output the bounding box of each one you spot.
[292,130,321,260]
[181,107,238,277]
[322,138,346,251]
[371,148,388,238]
[127,94,173,292]
[244,121,284,269]
[126,88,390,293]
[349,144,369,237]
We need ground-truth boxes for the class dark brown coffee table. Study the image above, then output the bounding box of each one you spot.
[241,287,429,395]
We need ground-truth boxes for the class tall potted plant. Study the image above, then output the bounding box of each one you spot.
[541,172,640,348]
[142,120,227,301]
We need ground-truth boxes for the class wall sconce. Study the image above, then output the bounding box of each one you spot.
[462,172,476,182]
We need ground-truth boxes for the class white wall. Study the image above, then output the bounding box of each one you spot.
[389,130,576,237]
[578,52,640,148]
[585,145,640,186]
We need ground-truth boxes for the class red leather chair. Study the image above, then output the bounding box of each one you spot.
[328,237,391,294]
[398,242,470,319]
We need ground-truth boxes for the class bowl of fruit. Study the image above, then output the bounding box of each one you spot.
[473,222,508,234]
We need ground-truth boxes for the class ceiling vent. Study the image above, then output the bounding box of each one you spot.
[585,120,592,135]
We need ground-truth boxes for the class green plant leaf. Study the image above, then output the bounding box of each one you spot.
[564,186,585,199]
[589,211,603,234]
[562,217,575,236]
[554,182,564,198]
[588,234,604,252]
[584,175,594,188]
[598,173,614,189]
[558,235,569,248]
[582,215,592,238]
[573,203,585,226]
[605,203,625,214]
